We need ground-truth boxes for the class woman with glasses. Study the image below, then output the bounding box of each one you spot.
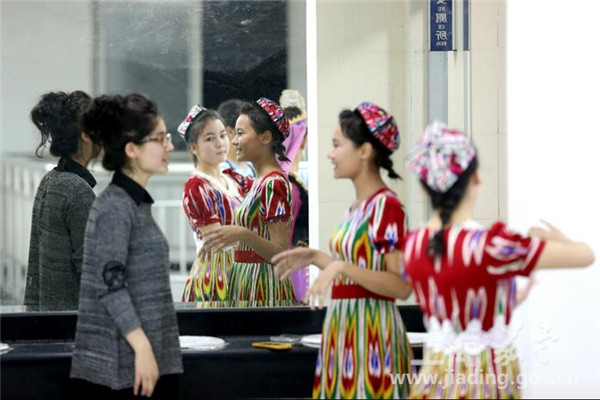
[178,105,250,305]
[70,93,182,398]
[25,91,102,311]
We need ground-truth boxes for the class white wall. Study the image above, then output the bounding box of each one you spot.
[0,0,94,156]
[507,0,600,397]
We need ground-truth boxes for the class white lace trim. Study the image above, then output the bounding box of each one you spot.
[425,315,510,355]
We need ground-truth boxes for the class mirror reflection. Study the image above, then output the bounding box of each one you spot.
[1,0,307,310]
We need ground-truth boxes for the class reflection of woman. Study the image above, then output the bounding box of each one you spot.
[403,122,595,399]
[71,94,182,398]
[274,102,413,399]
[279,89,310,302]
[217,98,256,177]
[179,106,250,303]
[25,91,101,310]
[202,98,296,307]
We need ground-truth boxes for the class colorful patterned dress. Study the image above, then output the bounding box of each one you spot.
[403,221,546,399]
[313,188,412,399]
[228,170,296,307]
[181,169,250,303]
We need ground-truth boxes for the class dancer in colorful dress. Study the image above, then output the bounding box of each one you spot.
[403,121,595,399]
[273,102,413,399]
[179,106,250,304]
[201,98,296,307]
[279,89,310,302]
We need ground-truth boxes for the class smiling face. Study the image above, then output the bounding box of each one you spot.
[327,124,364,180]
[232,114,265,163]
[189,117,229,167]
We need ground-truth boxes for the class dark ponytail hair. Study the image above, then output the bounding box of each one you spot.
[79,93,160,171]
[424,157,479,257]
[338,110,401,180]
[31,91,92,158]
[183,109,225,166]
[240,102,290,163]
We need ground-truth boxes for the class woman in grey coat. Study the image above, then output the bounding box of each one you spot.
[70,93,182,398]
[25,91,102,310]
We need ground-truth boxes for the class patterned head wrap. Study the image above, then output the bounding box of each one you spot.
[406,120,477,193]
[354,102,400,152]
[255,97,290,140]
[178,105,208,141]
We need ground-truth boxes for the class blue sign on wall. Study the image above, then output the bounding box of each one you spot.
[430,0,454,51]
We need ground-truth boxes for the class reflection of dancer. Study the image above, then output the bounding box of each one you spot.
[25,91,102,310]
[178,106,250,303]
[403,121,595,399]
[202,98,296,307]
[274,102,413,399]
[217,99,256,177]
[71,94,182,398]
[279,89,310,302]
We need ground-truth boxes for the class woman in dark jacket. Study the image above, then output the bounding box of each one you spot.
[25,91,101,310]
[70,93,182,398]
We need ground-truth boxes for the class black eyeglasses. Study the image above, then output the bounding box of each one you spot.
[137,133,172,147]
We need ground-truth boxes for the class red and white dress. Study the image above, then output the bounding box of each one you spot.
[181,169,251,303]
[403,221,545,399]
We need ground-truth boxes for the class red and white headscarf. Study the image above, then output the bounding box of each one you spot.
[406,120,477,193]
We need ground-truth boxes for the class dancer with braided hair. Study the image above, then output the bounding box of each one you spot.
[403,121,595,399]
[273,102,413,399]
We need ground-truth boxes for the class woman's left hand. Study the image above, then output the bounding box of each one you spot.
[199,226,245,260]
[306,261,344,309]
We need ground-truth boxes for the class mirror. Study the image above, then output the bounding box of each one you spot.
[0,0,308,310]
[1,0,507,313]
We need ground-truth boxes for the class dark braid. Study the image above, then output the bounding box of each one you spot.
[272,140,288,163]
[378,152,401,180]
[423,157,479,257]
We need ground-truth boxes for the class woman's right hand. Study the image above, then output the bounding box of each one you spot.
[272,247,315,279]
[133,345,160,397]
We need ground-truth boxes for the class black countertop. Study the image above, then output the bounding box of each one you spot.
[0,306,425,399]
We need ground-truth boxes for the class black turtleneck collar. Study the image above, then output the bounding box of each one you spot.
[55,157,97,188]
[112,170,154,205]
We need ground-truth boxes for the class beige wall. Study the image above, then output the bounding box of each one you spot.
[470,0,507,226]
[315,0,507,257]
[316,0,418,254]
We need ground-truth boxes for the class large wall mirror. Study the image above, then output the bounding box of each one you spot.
[1,0,507,312]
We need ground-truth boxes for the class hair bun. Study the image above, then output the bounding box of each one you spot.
[31,91,92,158]
[81,95,126,143]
